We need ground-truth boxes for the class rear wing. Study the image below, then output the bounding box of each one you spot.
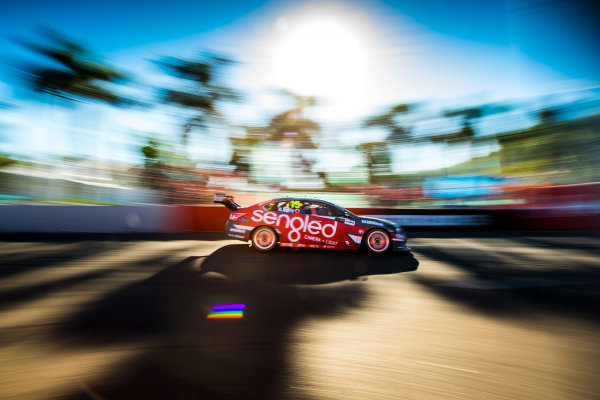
[213,193,241,211]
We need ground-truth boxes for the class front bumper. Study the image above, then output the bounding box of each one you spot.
[392,241,411,252]
[391,232,411,252]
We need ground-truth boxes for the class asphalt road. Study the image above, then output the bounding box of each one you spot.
[0,232,598,400]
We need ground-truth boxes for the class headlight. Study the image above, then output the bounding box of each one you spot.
[394,227,406,240]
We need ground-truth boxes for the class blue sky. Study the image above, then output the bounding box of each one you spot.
[0,0,598,168]
[2,0,598,92]
[0,0,600,105]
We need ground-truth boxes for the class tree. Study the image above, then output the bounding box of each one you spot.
[230,92,321,171]
[139,138,167,191]
[156,53,239,145]
[18,27,131,106]
[364,103,412,142]
[431,104,512,144]
[360,103,412,182]
[266,107,320,149]
[228,91,322,188]
[16,27,137,164]
[538,108,561,125]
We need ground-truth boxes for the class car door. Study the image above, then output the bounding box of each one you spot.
[298,201,360,249]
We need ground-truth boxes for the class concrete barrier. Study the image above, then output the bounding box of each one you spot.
[0,205,597,233]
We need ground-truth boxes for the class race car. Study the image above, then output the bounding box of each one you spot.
[214,193,410,254]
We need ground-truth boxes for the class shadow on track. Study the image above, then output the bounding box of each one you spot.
[413,244,600,324]
[55,249,418,400]
[200,244,419,284]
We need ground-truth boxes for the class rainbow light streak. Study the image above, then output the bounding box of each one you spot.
[207,303,246,319]
[75,379,105,400]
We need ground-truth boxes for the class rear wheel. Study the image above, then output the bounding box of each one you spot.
[365,229,390,254]
[251,226,277,251]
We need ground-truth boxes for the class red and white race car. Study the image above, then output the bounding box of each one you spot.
[214,193,410,254]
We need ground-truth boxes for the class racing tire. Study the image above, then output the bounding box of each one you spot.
[251,226,278,251]
[364,229,391,254]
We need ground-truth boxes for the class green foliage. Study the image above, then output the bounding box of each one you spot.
[267,108,320,148]
[443,107,482,120]
[364,103,412,142]
[428,122,475,143]
[0,154,15,168]
[19,27,131,106]
[228,91,322,173]
[157,52,239,144]
[141,139,159,161]
[433,103,513,144]
[361,103,412,182]
[538,108,560,124]
[498,114,600,179]
[356,142,391,182]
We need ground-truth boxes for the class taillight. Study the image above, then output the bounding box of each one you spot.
[229,212,246,221]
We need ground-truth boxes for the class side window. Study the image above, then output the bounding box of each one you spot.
[299,201,316,215]
[320,204,339,217]
[263,202,277,212]
[300,202,338,217]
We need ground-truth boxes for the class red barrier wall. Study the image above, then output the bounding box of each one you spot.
[166,206,231,232]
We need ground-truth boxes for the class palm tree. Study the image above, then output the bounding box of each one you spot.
[229,91,321,185]
[361,103,412,182]
[17,27,135,162]
[19,27,131,105]
[156,53,239,145]
[431,104,512,144]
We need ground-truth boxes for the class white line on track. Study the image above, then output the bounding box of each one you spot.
[435,278,600,290]
[416,361,479,374]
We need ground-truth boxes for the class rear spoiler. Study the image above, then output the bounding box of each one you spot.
[213,193,241,211]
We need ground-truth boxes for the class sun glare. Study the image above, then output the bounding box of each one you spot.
[270,14,368,100]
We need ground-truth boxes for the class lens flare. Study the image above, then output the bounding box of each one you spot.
[207,304,246,319]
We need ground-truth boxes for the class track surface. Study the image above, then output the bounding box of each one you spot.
[0,233,599,399]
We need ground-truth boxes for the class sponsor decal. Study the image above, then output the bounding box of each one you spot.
[251,210,338,242]
[304,235,322,242]
[228,234,246,239]
[240,217,249,223]
[359,229,364,234]
[344,219,356,226]
[229,228,246,234]
[233,224,253,231]
[325,240,338,245]
[347,234,362,244]
[361,219,384,227]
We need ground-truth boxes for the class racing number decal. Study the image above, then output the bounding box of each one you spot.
[286,200,302,209]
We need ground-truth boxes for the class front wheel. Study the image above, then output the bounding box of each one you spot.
[251,226,277,251]
[365,229,391,254]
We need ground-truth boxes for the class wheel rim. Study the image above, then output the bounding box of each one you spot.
[367,231,389,252]
[253,228,276,250]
